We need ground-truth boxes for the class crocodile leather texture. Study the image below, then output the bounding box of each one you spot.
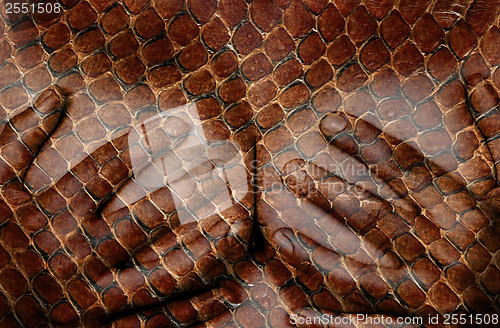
[0,0,498,327]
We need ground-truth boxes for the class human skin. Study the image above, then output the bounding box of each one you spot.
[0,1,499,327]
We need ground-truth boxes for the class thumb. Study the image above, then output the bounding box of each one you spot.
[0,88,64,184]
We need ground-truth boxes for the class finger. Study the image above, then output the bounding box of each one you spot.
[107,280,246,327]
[458,48,500,187]
[92,245,244,318]
[0,88,63,185]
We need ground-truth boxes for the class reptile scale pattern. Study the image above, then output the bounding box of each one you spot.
[0,0,498,327]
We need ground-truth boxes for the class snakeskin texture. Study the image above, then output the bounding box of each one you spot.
[0,0,498,327]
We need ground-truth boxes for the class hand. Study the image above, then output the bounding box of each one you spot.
[1,0,499,326]
[0,90,255,326]
[253,80,500,318]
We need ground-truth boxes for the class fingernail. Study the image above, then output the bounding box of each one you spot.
[34,88,62,114]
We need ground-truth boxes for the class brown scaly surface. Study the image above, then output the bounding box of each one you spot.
[0,0,499,327]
